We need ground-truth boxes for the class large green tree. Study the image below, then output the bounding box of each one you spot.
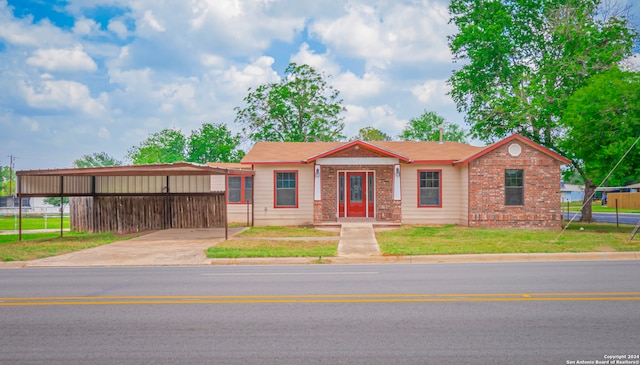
[562,67,640,190]
[73,152,122,168]
[399,111,467,143]
[127,128,187,164]
[354,127,393,141]
[0,165,15,196]
[448,0,638,220]
[187,123,245,164]
[235,62,346,142]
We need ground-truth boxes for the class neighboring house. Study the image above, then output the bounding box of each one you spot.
[240,134,570,229]
[207,162,254,225]
[560,183,585,203]
[0,197,69,215]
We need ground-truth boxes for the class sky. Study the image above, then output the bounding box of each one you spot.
[1,0,638,171]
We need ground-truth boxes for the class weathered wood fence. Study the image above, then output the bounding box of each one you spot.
[70,194,226,234]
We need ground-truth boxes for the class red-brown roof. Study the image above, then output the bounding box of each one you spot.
[241,134,570,165]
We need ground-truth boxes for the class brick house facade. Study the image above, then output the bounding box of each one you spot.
[241,134,570,229]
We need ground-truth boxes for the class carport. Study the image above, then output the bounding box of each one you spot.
[15,162,254,241]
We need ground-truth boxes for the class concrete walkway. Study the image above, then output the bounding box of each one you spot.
[21,228,245,268]
[337,223,380,257]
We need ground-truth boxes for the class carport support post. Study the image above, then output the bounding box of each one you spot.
[224,171,228,240]
[60,175,64,238]
[18,175,22,242]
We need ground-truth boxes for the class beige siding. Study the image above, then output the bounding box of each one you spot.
[210,175,225,192]
[401,164,468,225]
[210,175,255,224]
[253,164,315,226]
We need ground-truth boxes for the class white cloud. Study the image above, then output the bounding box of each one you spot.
[20,78,106,115]
[334,71,385,100]
[291,43,340,76]
[108,19,129,39]
[73,17,99,36]
[141,10,166,32]
[219,56,280,96]
[26,45,97,72]
[344,103,405,138]
[411,79,453,105]
[309,1,453,69]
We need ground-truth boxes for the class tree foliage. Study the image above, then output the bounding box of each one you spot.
[449,0,637,148]
[73,152,122,168]
[126,128,187,164]
[561,67,640,187]
[354,127,393,141]
[448,0,638,220]
[44,197,70,207]
[187,123,245,164]
[398,111,467,143]
[235,62,346,142]
[0,165,15,196]
[126,124,245,165]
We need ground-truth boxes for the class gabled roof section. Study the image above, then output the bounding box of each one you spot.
[306,140,411,163]
[453,134,571,165]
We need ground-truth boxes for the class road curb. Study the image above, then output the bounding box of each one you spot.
[208,251,640,266]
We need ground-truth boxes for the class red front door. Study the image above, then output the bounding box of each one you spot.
[346,172,366,217]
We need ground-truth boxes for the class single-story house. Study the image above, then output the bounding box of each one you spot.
[231,134,570,229]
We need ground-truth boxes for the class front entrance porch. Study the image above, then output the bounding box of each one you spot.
[338,171,375,218]
[313,164,401,223]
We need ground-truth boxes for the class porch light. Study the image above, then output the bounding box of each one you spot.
[395,165,400,177]
[315,166,320,177]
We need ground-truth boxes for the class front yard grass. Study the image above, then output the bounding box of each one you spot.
[376,224,640,256]
[237,226,339,238]
[0,232,125,262]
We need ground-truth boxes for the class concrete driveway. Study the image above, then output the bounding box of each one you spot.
[25,227,246,267]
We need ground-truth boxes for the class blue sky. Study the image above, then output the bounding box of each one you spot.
[1,0,638,170]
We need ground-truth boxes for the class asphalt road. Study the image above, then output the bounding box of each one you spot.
[564,211,640,225]
[1,262,639,365]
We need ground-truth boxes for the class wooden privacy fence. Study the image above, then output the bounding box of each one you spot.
[70,193,226,234]
[607,192,640,209]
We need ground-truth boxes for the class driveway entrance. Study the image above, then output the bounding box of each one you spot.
[26,228,245,267]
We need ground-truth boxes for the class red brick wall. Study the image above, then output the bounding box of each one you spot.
[313,145,400,222]
[468,142,563,229]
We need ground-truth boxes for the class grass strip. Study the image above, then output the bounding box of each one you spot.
[376,224,640,256]
[207,239,337,258]
[0,216,70,230]
[237,226,338,238]
[0,232,125,262]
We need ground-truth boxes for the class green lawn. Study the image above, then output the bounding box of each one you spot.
[376,224,640,256]
[206,239,337,258]
[0,215,70,230]
[0,231,124,262]
[237,226,339,237]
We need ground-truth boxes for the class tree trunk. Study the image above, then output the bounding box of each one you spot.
[581,178,595,222]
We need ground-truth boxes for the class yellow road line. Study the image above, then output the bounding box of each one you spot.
[1,292,639,306]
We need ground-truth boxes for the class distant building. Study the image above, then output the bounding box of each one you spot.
[560,183,584,203]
